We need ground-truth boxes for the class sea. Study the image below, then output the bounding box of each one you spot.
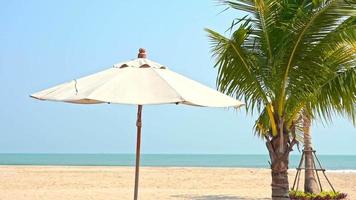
[0,154,355,170]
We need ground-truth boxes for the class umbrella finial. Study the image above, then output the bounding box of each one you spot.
[138,48,147,58]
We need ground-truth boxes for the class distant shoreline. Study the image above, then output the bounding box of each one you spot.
[2,153,356,155]
[0,165,356,173]
[1,154,355,170]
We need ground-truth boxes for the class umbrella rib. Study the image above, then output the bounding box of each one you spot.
[74,79,79,94]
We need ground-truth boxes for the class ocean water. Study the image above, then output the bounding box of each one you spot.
[0,154,355,170]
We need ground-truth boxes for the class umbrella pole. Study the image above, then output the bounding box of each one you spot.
[134,105,142,200]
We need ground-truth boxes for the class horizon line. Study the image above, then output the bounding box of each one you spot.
[1,153,356,156]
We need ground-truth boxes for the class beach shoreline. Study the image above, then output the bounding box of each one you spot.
[0,166,355,200]
[1,165,356,172]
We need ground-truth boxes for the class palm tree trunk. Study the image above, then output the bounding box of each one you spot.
[303,112,318,193]
[266,134,291,200]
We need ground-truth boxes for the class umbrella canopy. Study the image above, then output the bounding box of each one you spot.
[31,50,243,108]
[31,49,244,200]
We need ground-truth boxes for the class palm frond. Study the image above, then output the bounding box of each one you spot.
[276,0,355,117]
[208,0,356,139]
[286,23,356,125]
[254,107,271,138]
[206,20,271,113]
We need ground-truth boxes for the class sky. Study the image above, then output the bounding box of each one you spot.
[0,0,355,155]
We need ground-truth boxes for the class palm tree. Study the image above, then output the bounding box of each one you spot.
[302,95,355,193]
[206,1,355,199]
[302,109,319,193]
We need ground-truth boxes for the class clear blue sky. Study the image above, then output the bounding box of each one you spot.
[0,0,354,155]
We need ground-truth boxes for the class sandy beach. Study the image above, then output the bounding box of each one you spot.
[0,166,355,200]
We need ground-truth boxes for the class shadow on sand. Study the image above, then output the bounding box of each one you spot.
[171,194,270,200]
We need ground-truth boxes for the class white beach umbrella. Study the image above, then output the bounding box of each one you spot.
[31,49,244,200]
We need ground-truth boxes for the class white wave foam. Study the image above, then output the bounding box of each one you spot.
[326,169,356,173]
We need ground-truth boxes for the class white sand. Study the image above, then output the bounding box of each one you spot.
[0,166,354,200]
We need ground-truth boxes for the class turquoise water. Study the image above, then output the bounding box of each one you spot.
[0,154,355,170]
